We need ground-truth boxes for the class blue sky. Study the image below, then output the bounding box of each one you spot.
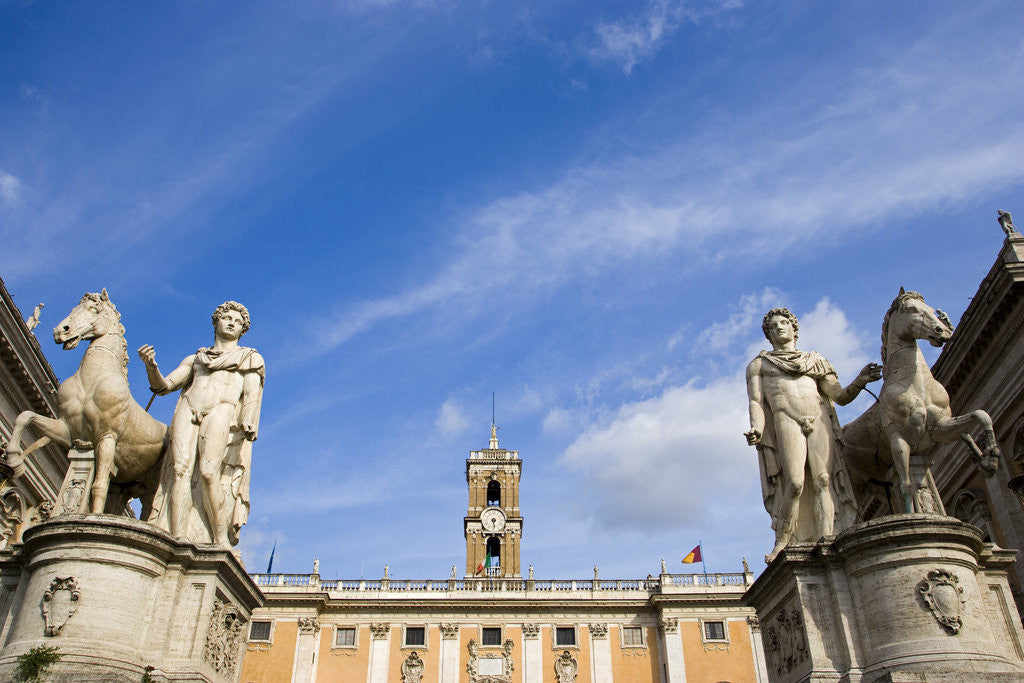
[1,1,1022,579]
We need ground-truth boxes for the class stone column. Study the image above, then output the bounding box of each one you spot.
[746,616,769,683]
[522,623,542,683]
[367,623,391,683]
[588,624,612,683]
[292,617,320,683]
[659,617,687,682]
[439,623,460,683]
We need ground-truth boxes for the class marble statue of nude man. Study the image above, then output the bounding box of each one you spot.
[745,307,880,563]
[138,301,264,547]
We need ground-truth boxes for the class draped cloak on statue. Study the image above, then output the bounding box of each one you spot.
[755,350,858,542]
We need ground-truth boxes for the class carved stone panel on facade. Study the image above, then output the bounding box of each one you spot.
[919,568,966,634]
[763,607,808,676]
[440,622,459,639]
[41,576,80,636]
[554,650,578,682]
[466,638,514,683]
[402,651,425,683]
[204,598,246,678]
[298,616,320,633]
[588,623,608,638]
[370,622,391,640]
[522,622,540,639]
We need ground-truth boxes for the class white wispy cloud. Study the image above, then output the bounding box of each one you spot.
[0,172,22,206]
[586,0,742,74]
[436,398,471,438]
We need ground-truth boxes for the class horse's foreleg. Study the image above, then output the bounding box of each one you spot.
[887,432,914,513]
[5,412,71,477]
[937,410,1000,475]
[90,434,117,514]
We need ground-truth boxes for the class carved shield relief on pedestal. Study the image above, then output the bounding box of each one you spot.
[919,568,966,634]
[41,576,80,636]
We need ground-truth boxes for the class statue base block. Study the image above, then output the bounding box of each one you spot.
[744,514,1024,682]
[0,515,263,682]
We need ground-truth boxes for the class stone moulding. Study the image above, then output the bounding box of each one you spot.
[41,576,80,636]
[918,568,966,634]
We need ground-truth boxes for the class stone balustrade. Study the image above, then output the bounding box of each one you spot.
[249,571,751,596]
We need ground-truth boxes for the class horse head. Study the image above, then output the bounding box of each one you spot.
[53,289,124,350]
[880,288,952,362]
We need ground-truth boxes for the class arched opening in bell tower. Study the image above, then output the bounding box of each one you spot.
[486,480,501,507]
[485,536,501,573]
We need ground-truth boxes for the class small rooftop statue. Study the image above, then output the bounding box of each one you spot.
[25,303,43,331]
[998,209,1017,236]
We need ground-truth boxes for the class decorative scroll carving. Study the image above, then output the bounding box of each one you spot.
[466,638,514,683]
[41,576,80,636]
[370,622,391,640]
[298,616,320,633]
[554,650,578,682]
[764,608,808,676]
[402,651,425,683]
[203,599,246,677]
[658,617,678,634]
[522,622,540,639]
[919,568,966,634]
[440,622,459,639]
[588,623,608,638]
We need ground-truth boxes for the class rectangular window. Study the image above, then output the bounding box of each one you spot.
[249,621,272,642]
[703,620,726,641]
[555,627,577,646]
[405,626,426,647]
[481,627,502,646]
[335,627,356,647]
[622,627,644,647]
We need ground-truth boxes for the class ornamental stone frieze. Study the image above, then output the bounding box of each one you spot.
[658,617,678,634]
[370,623,391,640]
[522,623,540,638]
[588,623,608,638]
[298,616,320,633]
[440,623,459,639]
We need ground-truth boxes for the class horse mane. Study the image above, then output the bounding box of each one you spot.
[880,290,925,364]
[80,291,129,377]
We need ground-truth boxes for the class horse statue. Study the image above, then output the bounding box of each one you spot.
[4,290,168,515]
[842,289,999,515]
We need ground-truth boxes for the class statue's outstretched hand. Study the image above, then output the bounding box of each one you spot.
[744,429,762,446]
[856,362,882,386]
[137,344,157,368]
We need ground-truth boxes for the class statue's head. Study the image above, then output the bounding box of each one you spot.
[212,301,250,335]
[762,307,798,343]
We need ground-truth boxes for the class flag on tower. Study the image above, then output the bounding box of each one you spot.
[475,552,492,575]
[681,544,702,564]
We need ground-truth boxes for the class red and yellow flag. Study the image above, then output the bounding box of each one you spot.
[681,544,702,564]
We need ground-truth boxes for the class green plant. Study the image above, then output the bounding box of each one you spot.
[13,645,61,682]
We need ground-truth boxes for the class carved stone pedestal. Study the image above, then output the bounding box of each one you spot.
[744,514,1024,682]
[0,515,263,682]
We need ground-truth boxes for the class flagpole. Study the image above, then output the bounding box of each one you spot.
[700,539,707,577]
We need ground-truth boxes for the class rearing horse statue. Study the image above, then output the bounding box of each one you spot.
[843,289,999,514]
[4,290,168,514]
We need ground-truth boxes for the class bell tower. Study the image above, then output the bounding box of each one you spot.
[464,424,523,578]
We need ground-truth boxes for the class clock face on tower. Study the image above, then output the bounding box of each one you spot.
[481,507,506,532]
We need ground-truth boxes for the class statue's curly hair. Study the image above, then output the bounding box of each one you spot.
[212,301,250,334]
[762,307,798,341]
